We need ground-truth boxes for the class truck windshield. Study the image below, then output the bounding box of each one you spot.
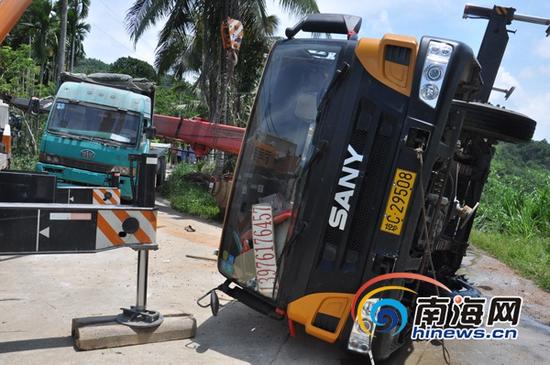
[219,41,341,299]
[48,100,141,145]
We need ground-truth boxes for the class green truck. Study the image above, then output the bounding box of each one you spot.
[36,73,167,201]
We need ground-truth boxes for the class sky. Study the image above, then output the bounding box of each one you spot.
[83,0,550,140]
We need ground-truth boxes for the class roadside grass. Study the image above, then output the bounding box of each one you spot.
[162,162,220,220]
[471,145,550,292]
[475,160,550,238]
[470,230,550,292]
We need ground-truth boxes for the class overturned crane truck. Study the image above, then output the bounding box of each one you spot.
[36,72,168,202]
[212,10,537,361]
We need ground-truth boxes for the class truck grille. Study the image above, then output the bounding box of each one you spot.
[343,112,400,271]
[317,107,400,277]
[39,153,114,174]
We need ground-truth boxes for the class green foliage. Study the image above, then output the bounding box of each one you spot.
[125,0,319,124]
[155,81,207,117]
[471,140,550,291]
[73,57,110,74]
[471,231,550,291]
[35,82,57,98]
[1,43,51,170]
[0,45,39,96]
[492,139,550,170]
[5,0,90,85]
[10,152,39,171]
[65,0,91,68]
[475,141,550,237]
[162,163,220,219]
[111,57,158,81]
[8,0,58,85]
[154,87,179,116]
[10,113,48,170]
[198,159,216,175]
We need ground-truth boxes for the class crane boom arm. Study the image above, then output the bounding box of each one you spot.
[0,0,32,44]
[153,114,244,157]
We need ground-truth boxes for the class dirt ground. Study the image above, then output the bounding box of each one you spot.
[0,199,549,364]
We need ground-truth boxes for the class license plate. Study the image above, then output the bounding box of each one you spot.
[251,204,277,296]
[380,168,417,236]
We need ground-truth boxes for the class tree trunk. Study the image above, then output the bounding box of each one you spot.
[70,35,75,72]
[56,0,68,81]
[70,0,78,72]
[39,60,46,86]
[212,0,239,175]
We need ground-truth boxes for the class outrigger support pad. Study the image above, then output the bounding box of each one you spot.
[116,248,164,328]
[116,307,164,328]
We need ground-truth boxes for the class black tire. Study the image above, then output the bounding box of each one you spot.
[452,100,536,144]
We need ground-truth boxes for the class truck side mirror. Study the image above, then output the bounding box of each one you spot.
[144,126,156,139]
[29,97,41,114]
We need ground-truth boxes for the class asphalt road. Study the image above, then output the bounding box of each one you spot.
[0,199,548,364]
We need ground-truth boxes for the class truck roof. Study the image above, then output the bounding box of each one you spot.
[60,72,155,99]
[56,81,152,118]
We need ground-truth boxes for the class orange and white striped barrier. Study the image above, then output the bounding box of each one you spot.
[0,203,157,254]
[92,188,121,205]
[96,209,157,249]
[56,186,122,205]
[2,123,11,156]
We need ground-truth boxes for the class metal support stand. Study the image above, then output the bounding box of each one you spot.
[115,153,162,328]
[116,248,164,328]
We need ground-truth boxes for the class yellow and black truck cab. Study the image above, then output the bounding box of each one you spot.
[215,13,533,360]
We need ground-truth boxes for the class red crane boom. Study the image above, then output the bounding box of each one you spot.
[153,114,244,157]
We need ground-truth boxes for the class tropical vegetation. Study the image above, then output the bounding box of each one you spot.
[6,0,90,85]
[125,0,319,125]
[161,162,220,219]
[124,0,320,198]
[473,140,550,291]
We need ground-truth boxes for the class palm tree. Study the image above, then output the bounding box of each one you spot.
[67,0,90,72]
[126,0,319,122]
[20,0,59,85]
[56,0,68,80]
[8,0,90,83]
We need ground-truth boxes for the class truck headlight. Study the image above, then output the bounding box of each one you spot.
[40,153,60,164]
[425,64,443,81]
[420,84,439,100]
[348,298,378,355]
[419,40,453,108]
[111,166,133,176]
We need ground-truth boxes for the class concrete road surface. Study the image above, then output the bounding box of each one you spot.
[0,199,548,364]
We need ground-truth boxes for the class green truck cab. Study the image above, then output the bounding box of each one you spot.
[36,73,165,201]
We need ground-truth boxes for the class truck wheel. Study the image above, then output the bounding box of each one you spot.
[156,157,166,188]
[452,100,536,144]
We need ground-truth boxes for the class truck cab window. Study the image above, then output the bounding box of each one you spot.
[48,100,141,145]
[219,41,341,298]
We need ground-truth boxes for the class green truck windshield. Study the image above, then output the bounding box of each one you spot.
[48,100,141,145]
[219,41,340,299]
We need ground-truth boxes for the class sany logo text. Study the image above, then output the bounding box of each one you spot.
[328,144,363,230]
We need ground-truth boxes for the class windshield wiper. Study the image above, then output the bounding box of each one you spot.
[86,135,127,146]
[288,62,349,177]
[49,129,130,146]
[48,129,85,141]
[317,62,350,116]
